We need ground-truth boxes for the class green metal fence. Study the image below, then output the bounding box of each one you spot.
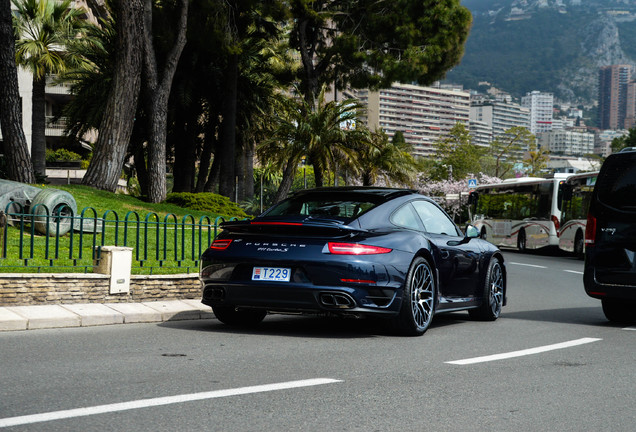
[0,205,229,274]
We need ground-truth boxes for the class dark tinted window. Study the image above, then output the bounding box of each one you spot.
[596,154,636,211]
[264,193,380,220]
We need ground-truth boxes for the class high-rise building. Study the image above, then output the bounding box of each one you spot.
[351,83,470,158]
[598,64,634,130]
[469,100,530,141]
[521,91,554,134]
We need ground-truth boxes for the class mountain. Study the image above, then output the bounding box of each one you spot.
[445,0,636,105]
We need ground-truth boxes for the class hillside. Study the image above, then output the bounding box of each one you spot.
[445,0,636,105]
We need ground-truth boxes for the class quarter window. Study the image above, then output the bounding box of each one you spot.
[390,204,420,230]
[412,201,459,235]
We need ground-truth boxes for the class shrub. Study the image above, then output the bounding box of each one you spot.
[165,192,248,218]
[46,148,82,162]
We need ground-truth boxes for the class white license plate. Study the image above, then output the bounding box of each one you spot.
[252,267,291,282]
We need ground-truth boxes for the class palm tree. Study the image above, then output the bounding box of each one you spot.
[258,85,368,203]
[12,0,90,179]
[60,10,115,143]
[360,129,419,187]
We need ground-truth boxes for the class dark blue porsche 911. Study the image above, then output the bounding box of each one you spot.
[200,187,506,336]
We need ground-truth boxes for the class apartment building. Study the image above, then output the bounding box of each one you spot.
[469,99,530,142]
[351,83,470,158]
[536,129,595,156]
[521,91,554,134]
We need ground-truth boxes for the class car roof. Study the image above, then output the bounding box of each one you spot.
[288,186,417,200]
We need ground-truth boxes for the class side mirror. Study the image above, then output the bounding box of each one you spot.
[447,225,480,246]
[465,224,480,239]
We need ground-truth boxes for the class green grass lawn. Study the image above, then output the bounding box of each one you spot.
[0,185,245,275]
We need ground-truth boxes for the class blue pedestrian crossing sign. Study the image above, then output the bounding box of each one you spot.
[468,179,478,189]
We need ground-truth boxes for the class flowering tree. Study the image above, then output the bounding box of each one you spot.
[417,173,501,223]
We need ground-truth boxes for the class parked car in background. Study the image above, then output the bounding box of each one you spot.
[584,148,636,323]
[200,187,506,336]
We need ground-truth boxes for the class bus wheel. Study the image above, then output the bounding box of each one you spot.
[574,230,584,259]
[517,229,527,252]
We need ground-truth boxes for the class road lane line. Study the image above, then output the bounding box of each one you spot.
[508,262,547,269]
[0,378,342,428]
[563,270,584,275]
[446,337,602,365]
[623,327,636,331]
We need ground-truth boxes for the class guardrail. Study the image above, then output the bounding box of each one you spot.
[0,205,229,274]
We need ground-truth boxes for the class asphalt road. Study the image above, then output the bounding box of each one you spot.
[1,250,634,431]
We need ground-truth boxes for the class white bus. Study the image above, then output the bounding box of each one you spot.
[558,171,598,256]
[469,176,567,251]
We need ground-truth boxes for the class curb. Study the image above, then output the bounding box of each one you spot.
[0,300,214,332]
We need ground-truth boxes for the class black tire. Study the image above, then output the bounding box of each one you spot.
[469,258,504,321]
[30,189,77,236]
[601,299,636,324]
[517,229,527,252]
[212,305,267,326]
[573,230,584,259]
[392,257,436,336]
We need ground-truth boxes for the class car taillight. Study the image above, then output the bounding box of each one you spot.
[551,214,560,232]
[327,242,392,255]
[210,239,232,250]
[585,213,596,246]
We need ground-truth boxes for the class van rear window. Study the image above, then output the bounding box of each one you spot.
[596,155,636,211]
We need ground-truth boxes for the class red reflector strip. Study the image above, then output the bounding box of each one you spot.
[328,242,392,255]
[588,291,607,297]
[250,222,303,226]
[341,278,376,284]
[210,239,232,250]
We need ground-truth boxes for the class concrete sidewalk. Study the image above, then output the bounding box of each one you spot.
[0,300,215,332]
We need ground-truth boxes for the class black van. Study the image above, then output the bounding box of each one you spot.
[583,148,636,323]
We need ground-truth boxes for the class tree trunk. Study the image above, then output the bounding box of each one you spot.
[195,137,213,192]
[82,0,144,192]
[217,53,239,199]
[142,0,189,203]
[243,139,255,200]
[171,114,197,192]
[31,76,47,180]
[204,152,220,192]
[0,0,34,183]
[273,157,297,204]
[235,136,245,202]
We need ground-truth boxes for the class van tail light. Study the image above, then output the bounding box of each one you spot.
[327,242,392,255]
[585,213,596,246]
[551,215,560,232]
[210,239,232,250]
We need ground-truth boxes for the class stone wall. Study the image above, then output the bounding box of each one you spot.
[0,273,202,306]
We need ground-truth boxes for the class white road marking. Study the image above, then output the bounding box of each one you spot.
[0,378,342,428]
[446,337,602,365]
[563,270,584,275]
[623,327,636,331]
[508,262,547,269]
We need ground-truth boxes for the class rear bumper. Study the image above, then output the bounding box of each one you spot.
[200,279,403,316]
[584,267,636,300]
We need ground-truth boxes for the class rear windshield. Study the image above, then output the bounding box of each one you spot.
[263,193,381,220]
[596,154,636,211]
